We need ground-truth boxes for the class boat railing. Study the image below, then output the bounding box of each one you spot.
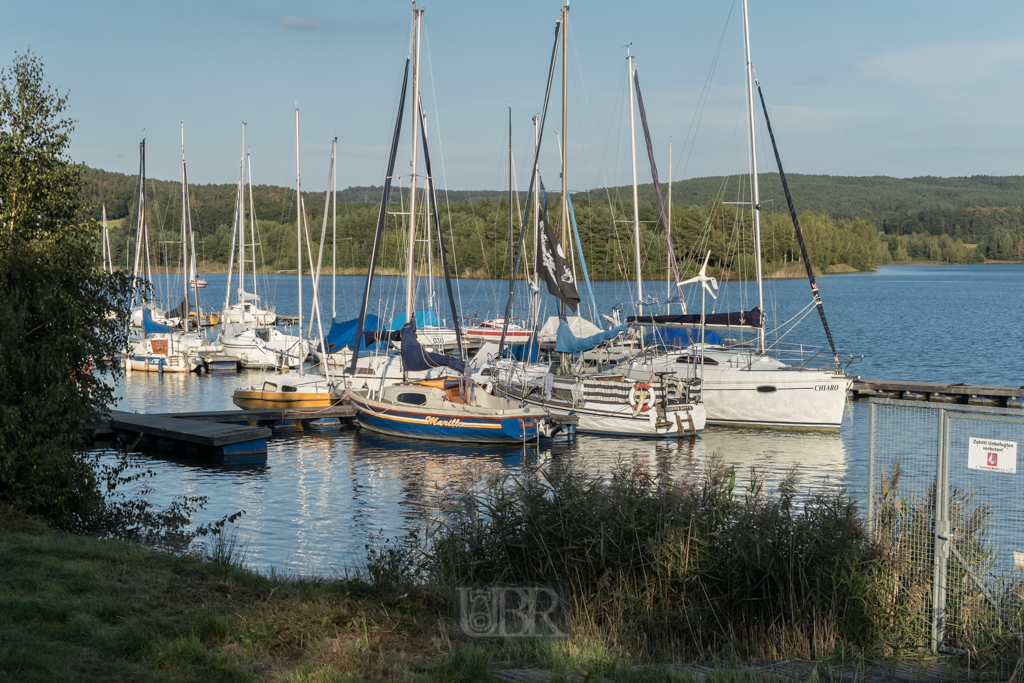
[754,341,863,372]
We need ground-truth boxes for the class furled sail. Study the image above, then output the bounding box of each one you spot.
[399,322,465,374]
[628,307,762,330]
[554,320,627,354]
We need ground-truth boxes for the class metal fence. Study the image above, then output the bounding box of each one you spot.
[867,398,1024,655]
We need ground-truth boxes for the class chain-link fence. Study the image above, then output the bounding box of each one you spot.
[867,398,1024,655]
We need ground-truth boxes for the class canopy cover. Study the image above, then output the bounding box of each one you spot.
[325,314,380,352]
[400,322,465,374]
[142,308,174,334]
[554,320,627,354]
[628,307,762,329]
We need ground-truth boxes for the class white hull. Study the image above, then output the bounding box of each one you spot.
[221,328,308,369]
[128,353,200,373]
[646,346,852,430]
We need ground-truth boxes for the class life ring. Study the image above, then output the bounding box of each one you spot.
[628,382,654,417]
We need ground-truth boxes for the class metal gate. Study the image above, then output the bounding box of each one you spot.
[867,398,1024,654]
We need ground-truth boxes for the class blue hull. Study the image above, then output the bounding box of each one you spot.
[352,399,539,444]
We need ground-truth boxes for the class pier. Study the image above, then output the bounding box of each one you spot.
[850,379,1024,408]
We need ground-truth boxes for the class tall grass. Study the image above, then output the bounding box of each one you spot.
[419,456,878,661]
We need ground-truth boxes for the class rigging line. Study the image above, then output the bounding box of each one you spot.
[676,0,735,181]
[497,16,560,359]
[754,73,840,365]
[423,26,465,320]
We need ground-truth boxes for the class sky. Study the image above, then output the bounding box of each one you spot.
[5,0,1024,192]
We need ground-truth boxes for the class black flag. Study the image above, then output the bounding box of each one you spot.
[536,210,580,312]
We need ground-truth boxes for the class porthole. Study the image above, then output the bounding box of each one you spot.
[756,385,777,394]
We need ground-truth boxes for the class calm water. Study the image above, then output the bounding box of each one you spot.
[111,265,1024,575]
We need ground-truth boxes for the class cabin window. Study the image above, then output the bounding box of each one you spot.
[397,393,427,405]
[357,368,375,376]
[282,386,298,393]
[676,355,719,366]
[262,382,277,392]
[256,329,271,342]
[756,385,777,393]
[480,368,492,376]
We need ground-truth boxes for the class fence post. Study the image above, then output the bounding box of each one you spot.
[930,408,951,652]
[867,402,876,535]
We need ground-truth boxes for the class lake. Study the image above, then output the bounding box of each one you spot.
[110,264,1024,575]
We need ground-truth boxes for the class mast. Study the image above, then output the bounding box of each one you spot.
[628,53,643,315]
[331,136,337,320]
[559,4,569,317]
[180,123,190,333]
[238,124,246,310]
[131,140,146,305]
[247,153,258,306]
[508,106,514,280]
[531,115,540,331]
[404,4,424,326]
[101,204,112,274]
[295,106,303,377]
[222,129,242,316]
[667,139,672,301]
[742,0,766,354]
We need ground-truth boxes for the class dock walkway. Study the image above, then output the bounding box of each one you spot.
[850,379,1024,408]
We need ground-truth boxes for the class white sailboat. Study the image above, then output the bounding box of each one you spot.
[219,125,308,369]
[634,0,855,430]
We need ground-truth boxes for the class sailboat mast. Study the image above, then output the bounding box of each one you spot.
[247,153,258,306]
[531,115,541,331]
[131,141,145,304]
[508,107,514,279]
[667,139,672,301]
[102,205,112,274]
[331,137,337,320]
[742,0,766,354]
[628,54,643,315]
[295,107,303,377]
[238,124,247,309]
[404,5,424,324]
[180,123,190,333]
[559,4,569,316]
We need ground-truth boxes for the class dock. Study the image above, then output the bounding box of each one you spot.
[96,406,358,464]
[850,379,1024,408]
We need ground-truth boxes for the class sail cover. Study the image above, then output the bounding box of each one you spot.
[536,210,580,312]
[325,314,380,353]
[400,322,465,374]
[389,310,441,330]
[628,307,762,330]
[166,298,190,321]
[142,308,174,334]
[554,320,627,354]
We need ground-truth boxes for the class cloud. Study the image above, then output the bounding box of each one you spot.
[281,15,323,31]
[859,41,1024,97]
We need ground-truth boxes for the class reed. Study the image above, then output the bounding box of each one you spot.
[421,455,879,662]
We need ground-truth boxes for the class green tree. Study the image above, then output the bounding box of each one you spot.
[0,51,132,530]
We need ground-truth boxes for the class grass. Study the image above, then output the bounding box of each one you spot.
[1,456,1021,683]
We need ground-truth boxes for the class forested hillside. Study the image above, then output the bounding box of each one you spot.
[84,166,1023,280]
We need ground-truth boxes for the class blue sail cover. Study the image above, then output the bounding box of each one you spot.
[400,322,465,374]
[554,321,627,354]
[389,311,441,330]
[644,327,721,348]
[325,314,380,353]
[142,308,173,335]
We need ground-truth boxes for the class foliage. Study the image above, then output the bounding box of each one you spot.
[0,51,227,541]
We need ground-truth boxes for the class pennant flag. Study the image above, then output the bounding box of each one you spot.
[536,210,580,312]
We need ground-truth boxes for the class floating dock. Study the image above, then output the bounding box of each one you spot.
[104,411,272,464]
[851,379,1024,408]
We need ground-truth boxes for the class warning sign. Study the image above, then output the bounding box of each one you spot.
[967,437,1017,474]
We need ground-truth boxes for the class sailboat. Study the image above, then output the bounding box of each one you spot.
[219,125,308,369]
[491,12,706,438]
[126,127,218,373]
[632,0,856,430]
[346,5,546,444]
[232,109,341,410]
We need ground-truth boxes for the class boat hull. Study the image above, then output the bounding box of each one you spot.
[231,390,338,410]
[350,393,539,444]
[128,354,200,373]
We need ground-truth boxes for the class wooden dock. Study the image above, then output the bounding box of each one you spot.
[97,406,358,463]
[851,379,1024,408]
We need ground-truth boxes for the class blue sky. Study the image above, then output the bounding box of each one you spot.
[5,0,1024,191]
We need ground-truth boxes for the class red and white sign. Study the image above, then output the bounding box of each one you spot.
[967,437,1017,474]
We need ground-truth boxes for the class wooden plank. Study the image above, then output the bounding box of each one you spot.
[109,411,271,447]
[156,406,356,422]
